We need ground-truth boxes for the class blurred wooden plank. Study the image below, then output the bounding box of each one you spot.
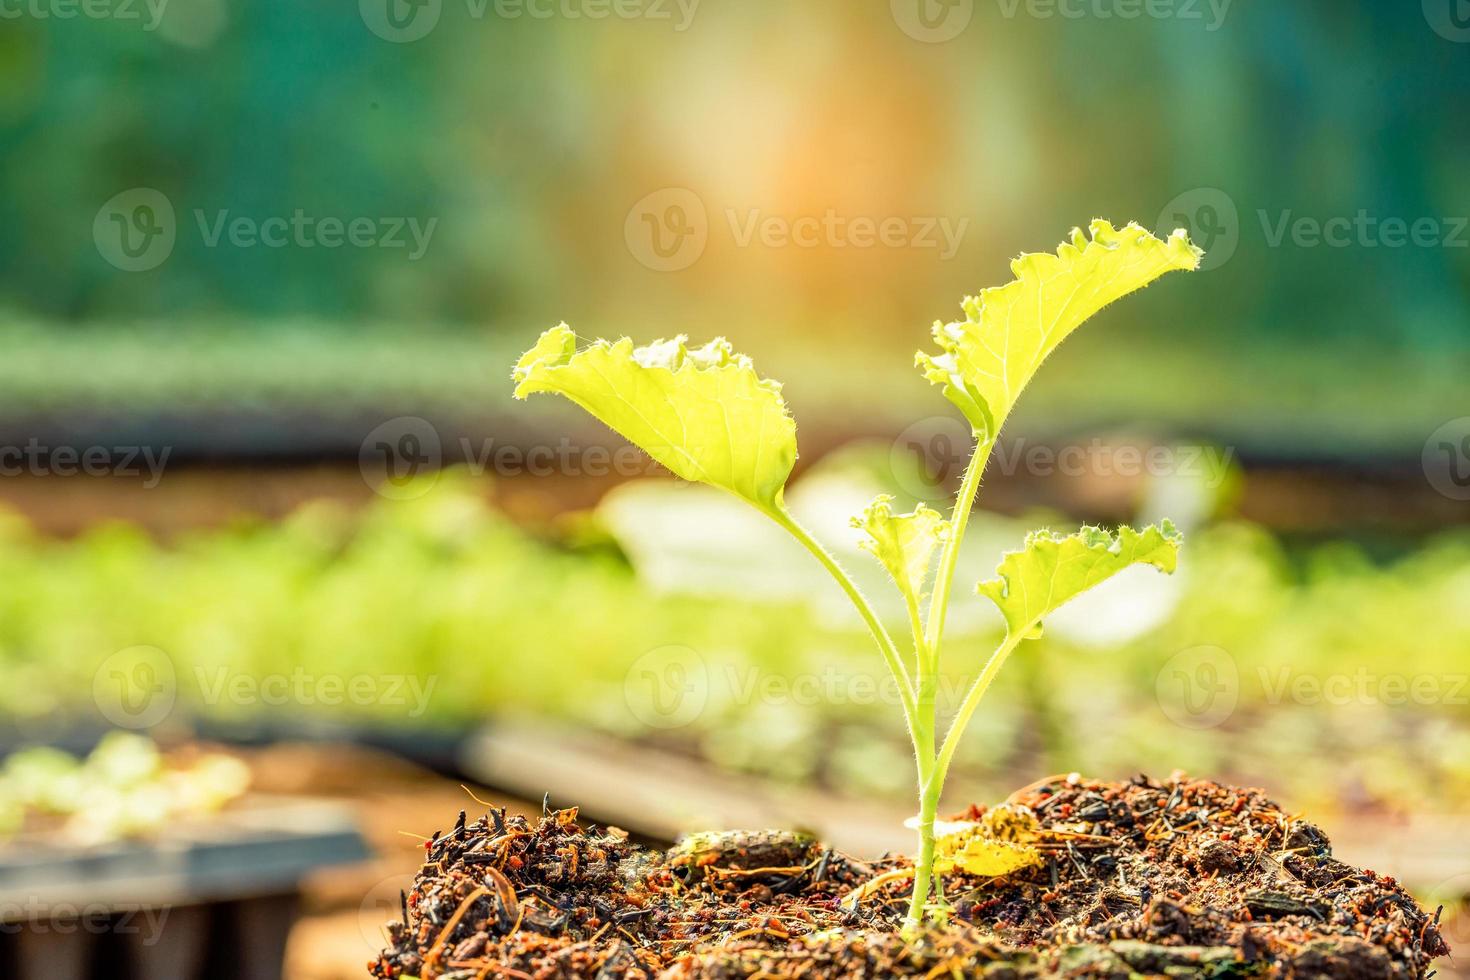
[1326,815,1470,893]
[462,720,913,858]
[466,721,1470,896]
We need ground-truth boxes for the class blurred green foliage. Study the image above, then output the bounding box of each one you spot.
[0,3,1467,388]
[0,316,1461,456]
[1,474,1466,816]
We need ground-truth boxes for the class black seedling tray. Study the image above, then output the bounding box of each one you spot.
[0,796,371,980]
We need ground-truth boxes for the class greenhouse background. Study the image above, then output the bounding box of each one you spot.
[0,2,1467,978]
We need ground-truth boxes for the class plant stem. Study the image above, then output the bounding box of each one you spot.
[903,592,928,676]
[904,631,1029,931]
[904,764,941,929]
[765,506,919,729]
[930,629,1027,794]
[901,432,996,929]
[924,436,995,655]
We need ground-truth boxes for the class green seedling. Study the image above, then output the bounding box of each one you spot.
[513,219,1202,930]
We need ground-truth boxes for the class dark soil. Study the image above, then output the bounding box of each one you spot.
[368,773,1449,979]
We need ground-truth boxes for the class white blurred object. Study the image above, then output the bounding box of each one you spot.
[597,472,1012,637]
[597,481,813,601]
[1044,563,1184,648]
[1046,439,1231,647]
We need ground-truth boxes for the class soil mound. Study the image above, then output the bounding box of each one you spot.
[369,774,1449,979]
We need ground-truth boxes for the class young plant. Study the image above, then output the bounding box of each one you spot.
[512,219,1202,930]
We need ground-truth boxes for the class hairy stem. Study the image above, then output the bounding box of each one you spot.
[924,436,995,655]
[903,592,928,676]
[931,629,1028,794]
[904,770,941,930]
[901,432,995,928]
[766,506,918,729]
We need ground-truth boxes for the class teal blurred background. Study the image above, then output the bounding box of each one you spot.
[0,1,1467,460]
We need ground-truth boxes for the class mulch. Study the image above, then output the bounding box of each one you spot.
[368,773,1450,979]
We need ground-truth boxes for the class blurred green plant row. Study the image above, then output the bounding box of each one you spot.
[0,319,1462,458]
[1,472,1467,818]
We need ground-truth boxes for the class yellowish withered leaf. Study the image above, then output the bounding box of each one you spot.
[905,813,1045,878]
[938,836,1044,877]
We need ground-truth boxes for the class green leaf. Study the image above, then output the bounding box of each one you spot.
[916,220,1202,437]
[977,522,1183,637]
[512,324,797,510]
[850,495,949,609]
